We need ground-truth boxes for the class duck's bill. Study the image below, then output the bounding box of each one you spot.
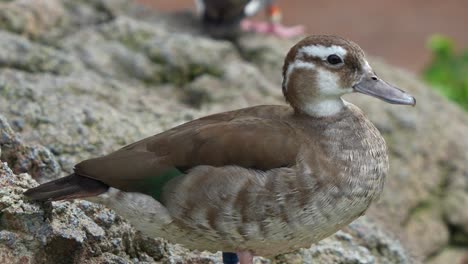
[353,76,416,106]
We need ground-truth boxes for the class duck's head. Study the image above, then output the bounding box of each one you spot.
[282,35,416,117]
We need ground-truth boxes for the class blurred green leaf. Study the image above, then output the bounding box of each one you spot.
[423,35,468,110]
[427,34,454,58]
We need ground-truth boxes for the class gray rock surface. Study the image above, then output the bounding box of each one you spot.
[0,0,467,263]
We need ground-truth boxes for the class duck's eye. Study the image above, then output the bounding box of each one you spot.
[326,54,343,65]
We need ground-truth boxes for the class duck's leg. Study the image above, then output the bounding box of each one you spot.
[222,252,239,264]
[237,251,254,264]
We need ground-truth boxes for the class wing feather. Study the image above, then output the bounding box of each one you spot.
[75,106,301,193]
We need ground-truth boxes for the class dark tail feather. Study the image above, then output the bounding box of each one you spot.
[24,173,109,202]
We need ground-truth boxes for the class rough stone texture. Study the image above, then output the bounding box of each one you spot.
[0,116,60,183]
[0,151,166,264]
[427,248,468,264]
[0,0,467,263]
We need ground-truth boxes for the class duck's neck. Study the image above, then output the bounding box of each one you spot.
[300,97,345,117]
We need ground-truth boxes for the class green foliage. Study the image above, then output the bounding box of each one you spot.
[423,35,468,110]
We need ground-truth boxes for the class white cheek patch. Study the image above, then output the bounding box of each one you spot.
[244,0,263,16]
[316,68,353,95]
[316,68,341,95]
[302,70,347,116]
[299,45,347,60]
[317,69,340,95]
[283,60,316,91]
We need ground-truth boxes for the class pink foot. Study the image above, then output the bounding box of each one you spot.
[237,251,254,264]
[241,20,305,38]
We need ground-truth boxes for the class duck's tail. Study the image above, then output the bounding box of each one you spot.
[24,173,109,202]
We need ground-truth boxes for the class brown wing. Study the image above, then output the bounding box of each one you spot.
[74,106,302,192]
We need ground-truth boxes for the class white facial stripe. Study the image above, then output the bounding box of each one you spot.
[283,60,315,91]
[299,45,347,60]
[244,0,262,16]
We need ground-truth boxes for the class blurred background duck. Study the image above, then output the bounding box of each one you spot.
[195,0,304,40]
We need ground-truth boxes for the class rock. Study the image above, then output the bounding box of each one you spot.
[0,160,166,264]
[404,207,449,257]
[427,248,468,264]
[0,31,78,75]
[0,0,64,38]
[443,186,468,243]
[0,0,467,263]
[275,218,410,264]
[0,115,61,183]
[357,61,468,262]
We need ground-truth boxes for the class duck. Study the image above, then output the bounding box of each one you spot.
[195,0,304,40]
[25,35,416,264]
